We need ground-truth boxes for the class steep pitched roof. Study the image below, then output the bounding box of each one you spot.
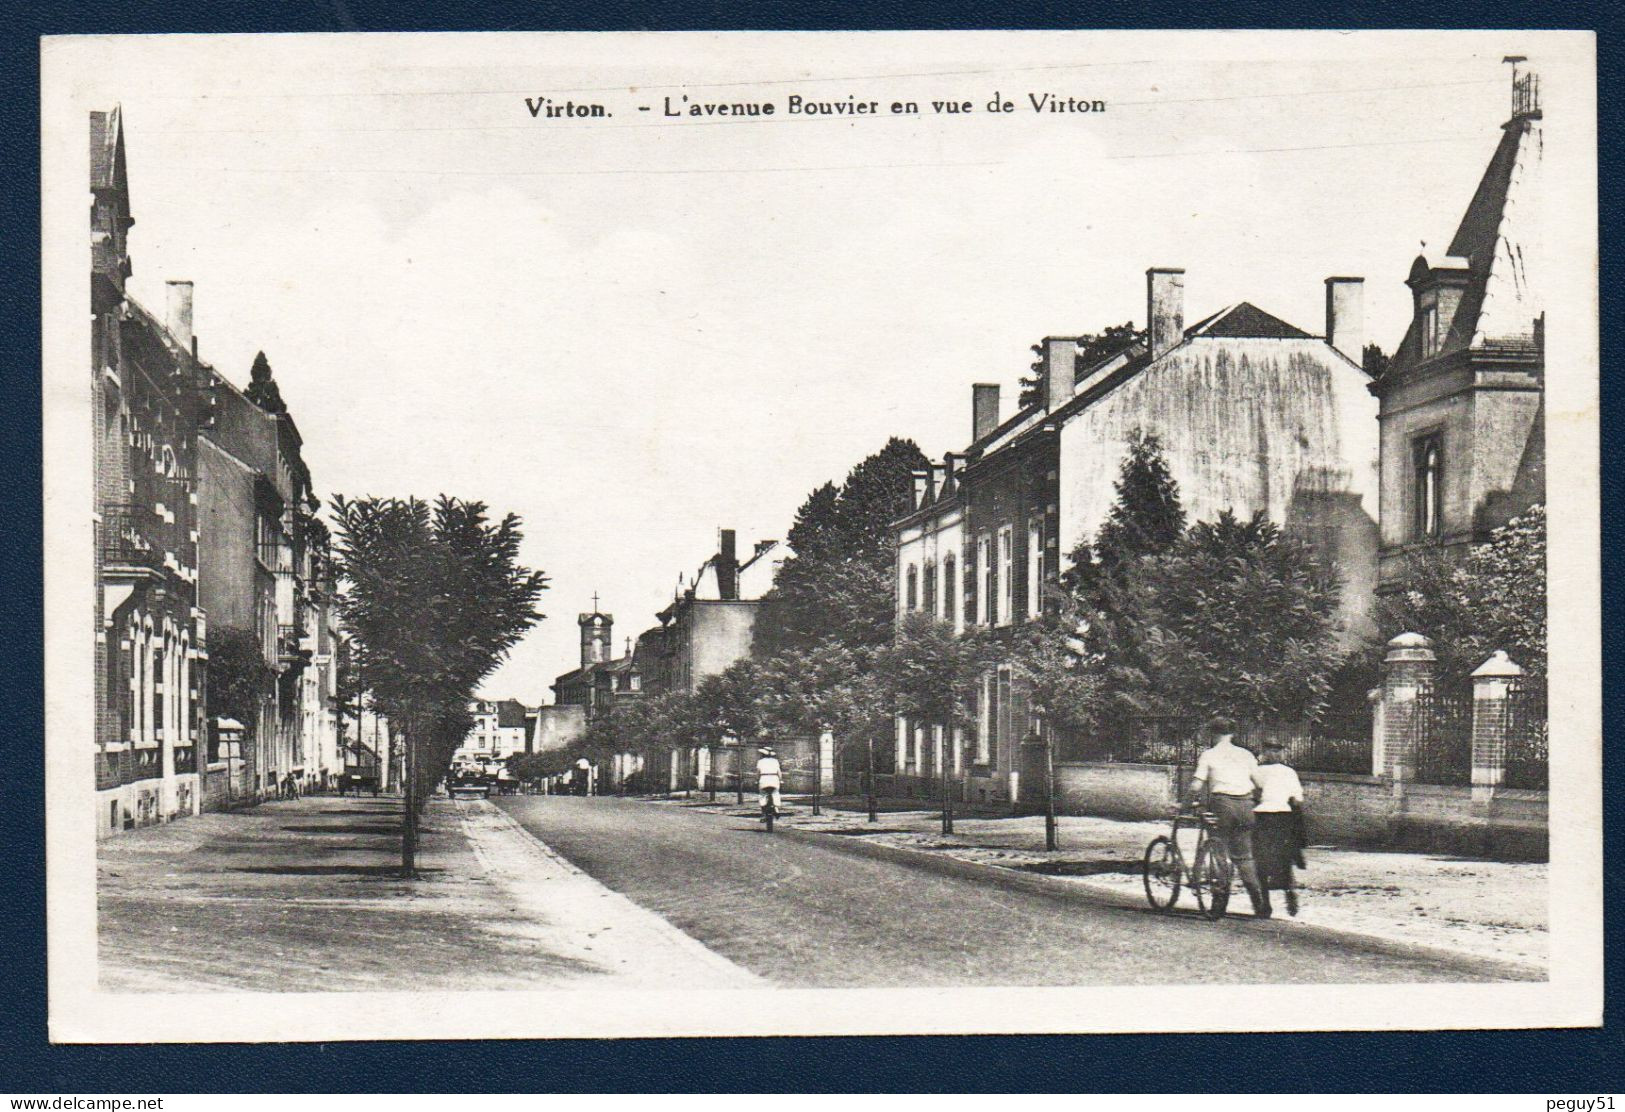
[1449,112,1543,352]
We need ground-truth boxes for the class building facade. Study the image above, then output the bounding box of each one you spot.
[897,266,1381,807]
[95,105,344,830]
[92,108,208,836]
[1369,64,1545,591]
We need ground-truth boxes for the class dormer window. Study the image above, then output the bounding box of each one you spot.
[1420,300,1440,358]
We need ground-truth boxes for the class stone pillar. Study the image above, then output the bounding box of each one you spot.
[818,729,835,795]
[1367,686,1385,777]
[1380,632,1436,783]
[1471,650,1524,795]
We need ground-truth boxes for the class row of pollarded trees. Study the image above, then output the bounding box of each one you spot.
[329,495,548,875]
[525,430,1546,840]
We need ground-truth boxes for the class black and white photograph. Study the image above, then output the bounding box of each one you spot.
[41,29,1600,1042]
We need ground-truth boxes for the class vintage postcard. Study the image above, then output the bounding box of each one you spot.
[41,30,1600,1042]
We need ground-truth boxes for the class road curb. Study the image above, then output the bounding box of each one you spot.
[752,816,1545,982]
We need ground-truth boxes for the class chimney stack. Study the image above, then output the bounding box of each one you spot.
[972,383,1001,441]
[911,470,930,510]
[1044,337,1077,411]
[165,280,194,356]
[1146,268,1185,359]
[717,529,739,600]
[1324,277,1364,363]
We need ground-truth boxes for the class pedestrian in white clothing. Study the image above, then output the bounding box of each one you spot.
[1187,716,1271,919]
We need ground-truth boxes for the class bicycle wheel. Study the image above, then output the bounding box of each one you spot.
[1194,840,1233,921]
[1142,836,1182,911]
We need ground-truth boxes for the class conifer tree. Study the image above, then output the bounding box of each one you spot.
[245,351,287,415]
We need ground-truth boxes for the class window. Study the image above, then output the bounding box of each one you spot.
[905,564,919,612]
[977,672,994,764]
[942,554,957,625]
[922,560,937,615]
[998,526,1014,627]
[1027,520,1044,620]
[980,535,995,625]
[1412,433,1443,540]
[1421,301,1440,358]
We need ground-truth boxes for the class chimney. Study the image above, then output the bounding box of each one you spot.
[166,280,194,355]
[930,461,947,500]
[911,470,930,510]
[1044,337,1077,411]
[717,529,739,600]
[1146,268,1185,359]
[972,383,1001,441]
[1324,277,1364,363]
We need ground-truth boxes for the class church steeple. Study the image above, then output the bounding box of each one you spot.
[578,596,613,667]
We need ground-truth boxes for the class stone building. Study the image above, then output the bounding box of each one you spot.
[457,698,532,762]
[1369,62,1545,591]
[897,266,1380,807]
[92,107,207,835]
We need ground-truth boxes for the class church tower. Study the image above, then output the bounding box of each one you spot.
[578,600,613,668]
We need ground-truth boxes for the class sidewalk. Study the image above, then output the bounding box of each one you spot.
[97,793,757,992]
[642,792,1547,971]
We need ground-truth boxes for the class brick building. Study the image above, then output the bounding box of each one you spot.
[92,107,207,835]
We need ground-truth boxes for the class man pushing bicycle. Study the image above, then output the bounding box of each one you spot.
[1187,716,1272,919]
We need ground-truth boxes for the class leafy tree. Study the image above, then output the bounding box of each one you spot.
[875,613,996,831]
[331,494,547,874]
[1377,503,1546,679]
[753,437,928,658]
[1004,592,1105,753]
[1097,510,1343,727]
[1362,343,1391,378]
[245,351,287,415]
[205,625,274,754]
[1064,429,1184,596]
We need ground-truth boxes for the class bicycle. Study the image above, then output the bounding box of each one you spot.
[1142,804,1234,920]
[760,786,779,832]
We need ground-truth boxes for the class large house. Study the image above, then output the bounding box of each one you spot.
[896,266,1379,807]
[1368,63,1545,591]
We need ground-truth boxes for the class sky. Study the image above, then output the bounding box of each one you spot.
[51,31,1576,702]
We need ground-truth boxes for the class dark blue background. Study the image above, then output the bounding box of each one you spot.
[4,1,1618,1093]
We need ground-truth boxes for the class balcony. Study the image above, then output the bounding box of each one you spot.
[101,503,165,581]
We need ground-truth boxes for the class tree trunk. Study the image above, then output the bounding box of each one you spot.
[865,734,877,823]
[940,723,954,835]
[401,720,418,878]
[1044,732,1058,852]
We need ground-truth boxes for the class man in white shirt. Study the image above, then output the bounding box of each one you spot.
[756,747,783,816]
[1188,717,1271,918]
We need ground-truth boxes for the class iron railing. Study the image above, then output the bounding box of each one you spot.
[1501,683,1548,790]
[1411,687,1474,786]
[100,503,164,570]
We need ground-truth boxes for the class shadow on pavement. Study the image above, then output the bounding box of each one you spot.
[280,823,404,836]
[1011,858,1142,878]
[234,864,443,877]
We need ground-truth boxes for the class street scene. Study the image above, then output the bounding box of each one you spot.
[74,35,1567,1014]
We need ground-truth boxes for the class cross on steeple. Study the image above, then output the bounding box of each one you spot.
[591,591,600,612]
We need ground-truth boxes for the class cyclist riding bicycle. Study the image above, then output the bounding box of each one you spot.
[1187,716,1272,919]
[756,746,783,817]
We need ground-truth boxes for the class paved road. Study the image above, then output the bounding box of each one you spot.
[497,795,1517,987]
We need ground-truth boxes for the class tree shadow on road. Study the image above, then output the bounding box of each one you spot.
[281,823,404,836]
[234,864,444,877]
[1010,858,1141,878]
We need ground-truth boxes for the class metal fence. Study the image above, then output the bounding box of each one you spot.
[1066,715,1372,776]
[1501,683,1549,790]
[1411,687,1474,785]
